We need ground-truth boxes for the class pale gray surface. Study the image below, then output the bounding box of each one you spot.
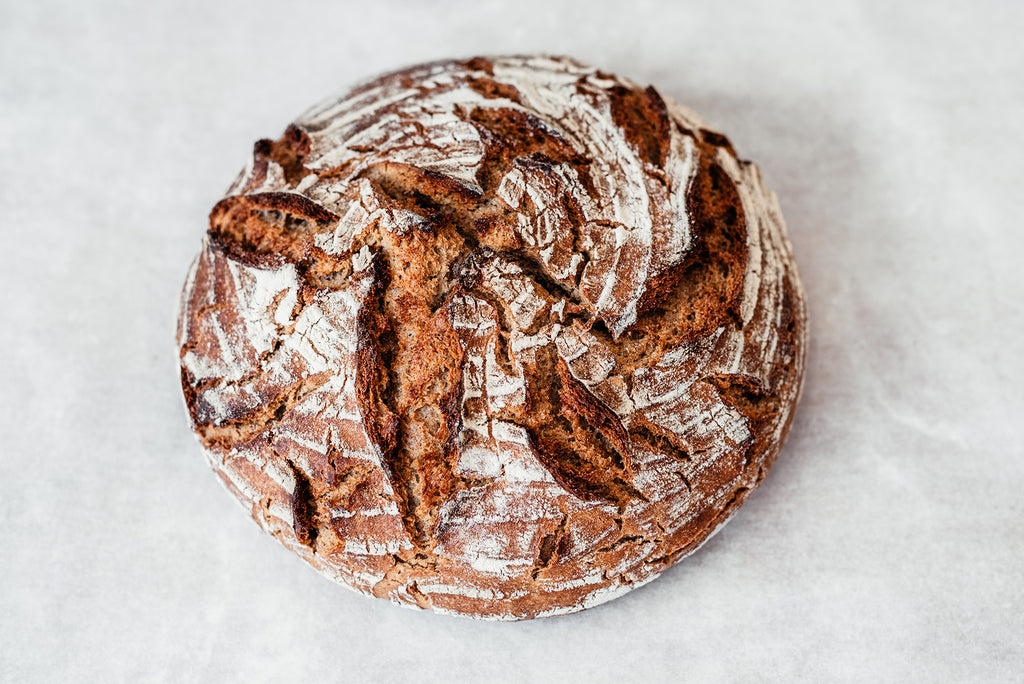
[2,1,1022,681]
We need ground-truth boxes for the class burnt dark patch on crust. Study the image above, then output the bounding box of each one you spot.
[608,85,671,168]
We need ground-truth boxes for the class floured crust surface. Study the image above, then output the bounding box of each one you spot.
[177,55,807,620]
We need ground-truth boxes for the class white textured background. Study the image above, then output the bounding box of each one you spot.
[2,1,1022,681]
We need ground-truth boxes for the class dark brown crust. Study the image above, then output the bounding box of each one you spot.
[468,107,596,199]
[515,346,641,506]
[608,84,671,168]
[250,124,312,188]
[699,128,736,155]
[208,193,350,291]
[633,138,747,329]
[177,56,807,621]
[354,255,402,509]
[466,75,524,104]
[289,459,319,548]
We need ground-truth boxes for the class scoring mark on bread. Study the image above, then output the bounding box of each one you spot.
[287,457,319,549]
[192,373,331,448]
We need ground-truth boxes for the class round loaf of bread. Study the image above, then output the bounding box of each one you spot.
[177,55,807,620]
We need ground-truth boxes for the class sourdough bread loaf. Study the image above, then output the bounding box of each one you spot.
[177,55,807,620]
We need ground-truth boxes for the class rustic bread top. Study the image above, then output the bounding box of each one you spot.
[177,55,807,620]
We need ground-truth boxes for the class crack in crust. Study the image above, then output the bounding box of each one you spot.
[191,373,331,448]
[509,352,642,507]
[177,56,808,620]
[287,457,319,549]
